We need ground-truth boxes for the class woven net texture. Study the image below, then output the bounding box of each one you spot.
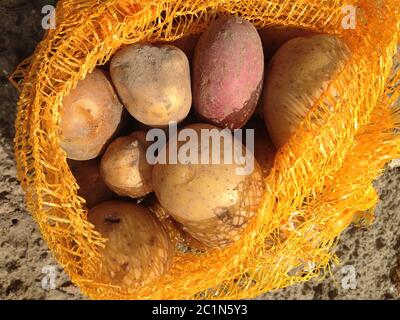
[10,0,400,299]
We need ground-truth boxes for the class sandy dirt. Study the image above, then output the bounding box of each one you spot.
[0,0,399,300]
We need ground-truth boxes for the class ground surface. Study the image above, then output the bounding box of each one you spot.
[0,0,399,300]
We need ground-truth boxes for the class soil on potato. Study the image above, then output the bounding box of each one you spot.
[0,0,399,300]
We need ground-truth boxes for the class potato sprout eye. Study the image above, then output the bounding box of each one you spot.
[105,215,121,224]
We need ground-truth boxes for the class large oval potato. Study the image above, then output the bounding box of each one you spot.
[100,131,153,198]
[88,201,174,289]
[152,124,265,248]
[253,26,319,119]
[192,16,264,129]
[69,158,115,208]
[60,68,123,160]
[110,44,192,127]
[262,35,351,148]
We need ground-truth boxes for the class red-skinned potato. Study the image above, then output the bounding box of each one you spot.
[60,68,123,160]
[110,44,192,127]
[69,158,115,208]
[88,201,174,289]
[100,131,153,198]
[263,35,351,148]
[192,16,264,129]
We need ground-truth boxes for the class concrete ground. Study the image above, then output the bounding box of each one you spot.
[0,0,399,300]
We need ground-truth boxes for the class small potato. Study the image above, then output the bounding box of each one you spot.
[245,121,276,177]
[254,129,276,178]
[152,124,265,248]
[100,131,153,198]
[258,26,319,62]
[88,201,174,289]
[158,34,200,62]
[60,68,123,160]
[263,35,351,148]
[69,158,115,208]
[193,16,264,129]
[110,44,192,127]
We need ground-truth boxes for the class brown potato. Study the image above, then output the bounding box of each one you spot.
[258,26,319,62]
[158,34,200,62]
[100,131,153,198]
[262,35,351,148]
[254,129,276,178]
[152,124,265,248]
[245,121,276,177]
[110,44,192,127]
[60,68,123,160]
[88,201,174,289]
[192,16,264,129]
[69,158,115,208]
[254,26,319,119]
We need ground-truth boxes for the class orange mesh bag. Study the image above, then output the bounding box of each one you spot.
[10,0,400,299]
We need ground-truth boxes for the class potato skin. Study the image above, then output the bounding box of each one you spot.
[110,44,192,127]
[69,158,115,208]
[88,201,174,289]
[100,131,153,198]
[152,124,265,248]
[60,68,123,160]
[262,35,351,148]
[192,16,264,129]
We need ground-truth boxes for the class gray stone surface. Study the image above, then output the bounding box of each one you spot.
[0,0,399,300]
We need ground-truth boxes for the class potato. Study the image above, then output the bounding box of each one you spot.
[69,158,115,208]
[258,26,319,62]
[192,16,264,129]
[110,44,192,127]
[262,35,351,148]
[254,129,276,178]
[152,124,265,248]
[245,121,276,177]
[88,201,174,289]
[100,131,153,198]
[158,34,200,62]
[60,68,123,160]
[253,26,319,119]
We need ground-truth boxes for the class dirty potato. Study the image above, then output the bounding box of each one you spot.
[88,201,174,289]
[100,131,153,198]
[60,68,123,160]
[152,124,265,248]
[110,44,192,127]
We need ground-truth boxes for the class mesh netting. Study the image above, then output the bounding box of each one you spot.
[10,0,400,299]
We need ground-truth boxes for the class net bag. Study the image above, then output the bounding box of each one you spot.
[10,0,400,299]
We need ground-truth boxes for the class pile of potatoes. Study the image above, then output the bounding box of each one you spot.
[62,15,351,289]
